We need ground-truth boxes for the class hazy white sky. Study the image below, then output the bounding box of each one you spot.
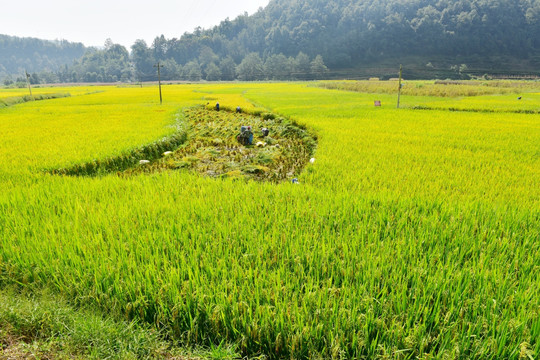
[1,0,270,48]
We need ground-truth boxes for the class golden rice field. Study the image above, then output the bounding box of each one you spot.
[0,81,539,359]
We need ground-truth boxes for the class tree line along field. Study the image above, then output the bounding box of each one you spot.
[0,82,539,359]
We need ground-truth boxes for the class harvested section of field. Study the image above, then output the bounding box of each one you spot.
[129,106,317,181]
[54,106,317,182]
[316,79,540,97]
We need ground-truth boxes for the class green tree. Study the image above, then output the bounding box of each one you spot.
[83,72,97,82]
[183,61,202,81]
[39,71,59,84]
[199,46,219,68]
[219,56,237,81]
[29,72,40,84]
[152,35,168,61]
[161,58,181,80]
[310,55,329,79]
[3,76,14,86]
[205,63,222,81]
[131,40,155,81]
[293,52,311,80]
[236,53,264,81]
[264,54,291,80]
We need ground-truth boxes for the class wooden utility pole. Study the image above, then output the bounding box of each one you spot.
[153,62,164,104]
[397,64,403,108]
[25,70,34,101]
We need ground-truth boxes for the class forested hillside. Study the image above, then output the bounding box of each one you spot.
[138,0,539,78]
[0,35,85,81]
[250,0,540,66]
[2,0,540,83]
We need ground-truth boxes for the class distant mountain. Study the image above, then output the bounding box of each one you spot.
[239,0,540,66]
[3,0,540,83]
[137,0,540,78]
[0,35,86,79]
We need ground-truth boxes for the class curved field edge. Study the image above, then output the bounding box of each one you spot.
[0,93,71,108]
[0,86,201,176]
[50,106,318,182]
[48,108,189,177]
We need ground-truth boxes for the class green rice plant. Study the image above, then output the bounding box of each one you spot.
[51,128,189,176]
[0,82,539,359]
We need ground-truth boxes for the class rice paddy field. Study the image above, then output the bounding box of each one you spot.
[0,81,539,359]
